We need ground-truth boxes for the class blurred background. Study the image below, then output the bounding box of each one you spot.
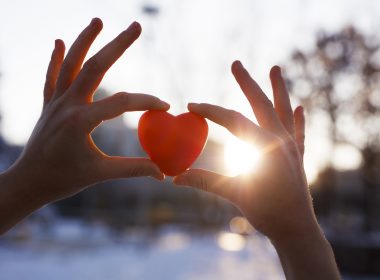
[1,0,380,279]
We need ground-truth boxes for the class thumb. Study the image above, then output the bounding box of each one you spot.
[173,169,233,201]
[100,156,164,180]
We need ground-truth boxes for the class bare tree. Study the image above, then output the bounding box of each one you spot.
[285,26,380,231]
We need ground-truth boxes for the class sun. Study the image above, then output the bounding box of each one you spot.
[223,135,261,176]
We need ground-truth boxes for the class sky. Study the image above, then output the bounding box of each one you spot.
[1,0,380,179]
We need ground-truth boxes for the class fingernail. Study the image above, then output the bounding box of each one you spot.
[90,17,98,26]
[188,103,199,110]
[161,100,170,108]
[234,60,243,67]
[89,18,103,31]
[127,21,141,32]
[152,172,165,181]
[54,39,59,48]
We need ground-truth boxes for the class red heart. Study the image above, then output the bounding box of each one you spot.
[138,110,208,176]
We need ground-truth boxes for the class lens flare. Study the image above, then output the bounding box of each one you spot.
[224,135,261,176]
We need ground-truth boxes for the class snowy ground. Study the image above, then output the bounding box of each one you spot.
[0,220,285,280]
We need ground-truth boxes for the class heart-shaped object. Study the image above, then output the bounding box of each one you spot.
[138,110,208,176]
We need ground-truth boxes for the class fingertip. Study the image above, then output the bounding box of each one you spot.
[53,39,65,58]
[270,65,281,78]
[299,105,304,113]
[160,100,170,110]
[148,96,170,111]
[91,17,103,30]
[128,21,142,36]
[146,161,165,180]
[231,60,243,74]
[132,21,142,30]
[152,172,165,181]
[187,102,199,111]
[295,105,304,116]
[232,60,242,68]
[54,39,64,48]
[273,65,281,72]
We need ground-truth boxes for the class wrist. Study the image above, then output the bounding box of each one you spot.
[269,215,323,248]
[269,220,340,280]
[0,163,46,232]
[270,220,329,256]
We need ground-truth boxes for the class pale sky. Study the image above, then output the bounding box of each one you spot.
[1,0,380,178]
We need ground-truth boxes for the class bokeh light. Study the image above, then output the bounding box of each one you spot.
[217,232,246,251]
[229,216,255,235]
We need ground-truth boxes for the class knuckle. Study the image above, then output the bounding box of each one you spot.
[47,95,65,113]
[114,92,130,102]
[78,30,90,42]
[193,175,208,192]
[115,34,126,46]
[272,137,286,151]
[127,164,144,177]
[200,176,209,192]
[229,111,247,131]
[64,107,85,127]
[263,97,274,107]
[83,58,102,74]
[229,110,244,122]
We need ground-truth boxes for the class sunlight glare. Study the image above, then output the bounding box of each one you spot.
[217,232,246,252]
[224,136,261,176]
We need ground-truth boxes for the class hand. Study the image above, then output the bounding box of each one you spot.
[0,18,169,233]
[174,61,311,240]
[174,61,340,279]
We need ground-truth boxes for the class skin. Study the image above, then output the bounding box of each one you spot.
[0,18,170,235]
[0,17,339,279]
[174,61,341,280]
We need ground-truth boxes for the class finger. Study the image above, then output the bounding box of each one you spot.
[69,21,142,101]
[85,92,170,129]
[54,18,103,96]
[270,65,295,137]
[43,39,65,108]
[188,102,276,149]
[99,156,164,180]
[173,169,234,201]
[231,61,287,136]
[294,106,305,160]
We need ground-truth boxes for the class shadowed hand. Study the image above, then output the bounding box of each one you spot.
[174,61,310,241]
[2,18,169,219]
